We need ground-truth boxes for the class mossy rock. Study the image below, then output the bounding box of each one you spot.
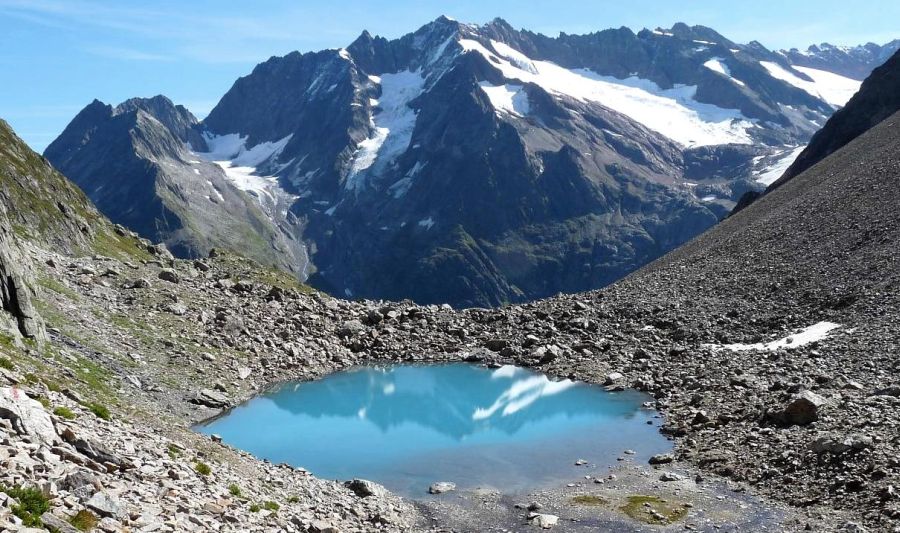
[571,494,608,506]
[620,495,689,525]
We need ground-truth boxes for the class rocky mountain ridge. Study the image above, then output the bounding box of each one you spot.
[2,106,899,531]
[46,18,894,308]
[779,40,900,80]
[44,96,308,275]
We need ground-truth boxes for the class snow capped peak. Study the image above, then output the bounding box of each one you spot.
[459,37,755,147]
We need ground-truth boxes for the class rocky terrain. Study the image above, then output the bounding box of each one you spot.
[772,48,900,189]
[2,94,899,533]
[779,40,900,80]
[46,17,892,308]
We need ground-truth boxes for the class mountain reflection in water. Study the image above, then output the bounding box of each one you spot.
[197,363,670,496]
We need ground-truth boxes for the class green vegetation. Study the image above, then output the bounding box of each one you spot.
[53,406,76,420]
[262,501,279,512]
[228,484,242,497]
[0,484,50,527]
[0,356,13,370]
[86,402,111,421]
[0,333,16,350]
[195,462,212,476]
[36,396,51,409]
[37,277,80,300]
[621,495,689,525]
[249,504,261,513]
[167,444,181,460]
[69,509,99,531]
[286,495,299,504]
[92,230,152,262]
[572,494,607,506]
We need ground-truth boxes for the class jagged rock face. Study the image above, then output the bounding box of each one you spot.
[779,40,900,80]
[0,119,107,344]
[44,96,308,273]
[772,49,900,189]
[0,231,46,343]
[46,18,893,307]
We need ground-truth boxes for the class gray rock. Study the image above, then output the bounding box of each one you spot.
[40,512,82,533]
[776,390,827,426]
[86,491,124,519]
[128,278,151,289]
[337,320,366,338]
[428,481,456,494]
[0,387,57,444]
[604,372,624,385]
[189,389,228,408]
[649,453,675,465]
[158,268,180,284]
[810,434,873,454]
[165,302,188,316]
[659,472,686,482]
[528,512,559,529]
[345,479,386,498]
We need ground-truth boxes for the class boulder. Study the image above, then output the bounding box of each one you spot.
[659,472,686,482]
[428,481,456,494]
[0,387,57,444]
[649,453,675,465]
[158,268,180,284]
[528,513,559,529]
[86,491,124,519]
[40,512,82,533]
[189,389,228,408]
[345,479,386,498]
[774,390,827,426]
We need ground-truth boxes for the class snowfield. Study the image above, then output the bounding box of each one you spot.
[195,132,297,213]
[707,322,842,352]
[460,38,756,147]
[346,70,425,192]
[478,82,531,116]
[703,57,746,87]
[759,61,860,107]
[754,145,807,186]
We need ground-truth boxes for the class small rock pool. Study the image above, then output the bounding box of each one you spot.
[196,364,671,497]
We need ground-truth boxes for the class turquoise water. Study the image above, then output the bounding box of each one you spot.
[197,364,670,496]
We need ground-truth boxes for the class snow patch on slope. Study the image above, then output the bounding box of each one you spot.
[478,82,531,116]
[346,70,426,192]
[707,322,841,352]
[195,132,297,212]
[754,145,806,186]
[703,57,746,87]
[460,38,755,147]
[759,61,860,107]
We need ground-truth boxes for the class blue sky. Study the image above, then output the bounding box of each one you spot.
[2,0,898,152]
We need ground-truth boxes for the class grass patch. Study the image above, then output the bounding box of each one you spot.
[286,495,299,504]
[249,504,261,513]
[195,462,211,476]
[167,444,181,460]
[53,406,76,420]
[85,402,111,421]
[228,484,242,497]
[36,396,51,409]
[572,494,608,506]
[70,509,99,531]
[0,484,50,527]
[92,230,152,262]
[621,495,689,525]
[0,356,13,370]
[37,277,80,300]
[262,501,279,512]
